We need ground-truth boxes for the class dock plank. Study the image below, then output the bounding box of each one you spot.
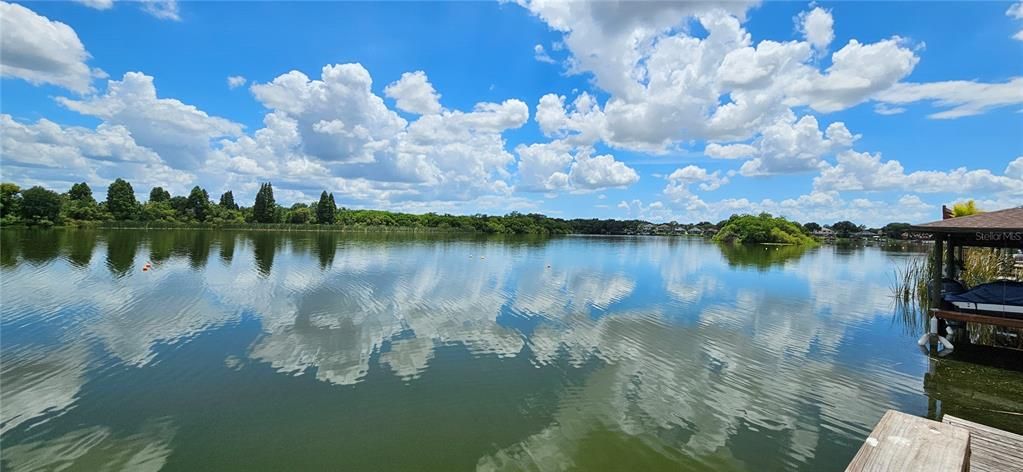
[846,410,970,472]
[944,415,1023,472]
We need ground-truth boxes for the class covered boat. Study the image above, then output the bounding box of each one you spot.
[943,281,1023,317]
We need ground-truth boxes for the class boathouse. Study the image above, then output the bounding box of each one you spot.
[908,206,1023,346]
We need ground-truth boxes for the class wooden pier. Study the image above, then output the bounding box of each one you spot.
[943,415,1023,472]
[846,410,1023,471]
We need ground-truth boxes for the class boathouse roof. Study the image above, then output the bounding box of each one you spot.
[908,206,1023,248]
[909,207,1023,233]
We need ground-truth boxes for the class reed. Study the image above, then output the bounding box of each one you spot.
[890,247,1022,349]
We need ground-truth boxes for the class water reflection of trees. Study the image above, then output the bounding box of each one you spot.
[1,230,20,267]
[315,232,338,269]
[250,232,278,276]
[188,231,211,269]
[105,230,141,276]
[717,243,809,270]
[20,229,62,265]
[68,230,97,267]
[0,229,565,274]
[218,232,236,263]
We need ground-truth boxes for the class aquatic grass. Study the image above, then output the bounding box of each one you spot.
[890,256,930,335]
[889,247,1022,348]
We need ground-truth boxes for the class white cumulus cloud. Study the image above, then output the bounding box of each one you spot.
[384,71,442,115]
[59,72,244,170]
[814,150,1023,195]
[0,1,97,93]
[798,7,834,50]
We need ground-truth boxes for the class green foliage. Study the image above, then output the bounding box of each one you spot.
[316,191,337,224]
[106,178,138,220]
[0,178,921,240]
[62,182,102,221]
[802,222,821,233]
[141,200,178,222]
[1,183,23,220]
[186,186,212,222]
[565,218,643,234]
[68,182,95,203]
[288,206,312,224]
[149,187,171,203]
[207,205,245,224]
[830,220,861,238]
[20,186,62,224]
[62,198,104,221]
[219,191,238,210]
[253,182,276,223]
[952,200,981,217]
[882,222,912,239]
[168,196,189,218]
[713,213,815,245]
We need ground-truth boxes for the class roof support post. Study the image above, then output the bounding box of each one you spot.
[932,235,944,309]
[945,238,956,280]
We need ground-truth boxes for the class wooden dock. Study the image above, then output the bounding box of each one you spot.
[943,414,1023,472]
[847,410,1023,471]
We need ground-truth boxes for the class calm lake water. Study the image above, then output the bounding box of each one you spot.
[1,228,1021,471]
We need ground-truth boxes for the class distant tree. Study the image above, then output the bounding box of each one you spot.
[68,182,95,203]
[803,222,821,233]
[140,200,176,222]
[1,183,22,219]
[64,182,102,220]
[952,200,981,217]
[253,182,276,223]
[882,222,912,239]
[20,186,62,224]
[289,206,312,224]
[219,191,238,210]
[149,187,171,203]
[713,213,815,245]
[187,186,212,221]
[831,220,859,237]
[316,191,337,224]
[169,196,189,216]
[106,178,138,220]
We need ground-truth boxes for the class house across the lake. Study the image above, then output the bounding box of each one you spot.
[813,228,835,238]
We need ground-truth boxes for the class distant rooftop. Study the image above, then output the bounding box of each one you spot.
[909,207,1023,233]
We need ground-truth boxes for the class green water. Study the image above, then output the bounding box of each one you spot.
[1,229,1020,471]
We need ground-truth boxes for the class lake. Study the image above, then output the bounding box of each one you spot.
[1,228,1021,471]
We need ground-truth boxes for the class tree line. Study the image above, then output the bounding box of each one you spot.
[0,179,644,235]
[0,178,926,238]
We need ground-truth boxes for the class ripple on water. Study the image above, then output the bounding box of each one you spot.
[2,230,978,471]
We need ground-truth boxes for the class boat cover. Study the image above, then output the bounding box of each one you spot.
[944,281,1023,307]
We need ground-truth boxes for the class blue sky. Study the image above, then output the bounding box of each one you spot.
[1,0,1021,226]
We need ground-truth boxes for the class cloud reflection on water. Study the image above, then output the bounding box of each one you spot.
[2,230,1009,471]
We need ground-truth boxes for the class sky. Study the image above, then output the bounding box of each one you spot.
[1,0,1021,226]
